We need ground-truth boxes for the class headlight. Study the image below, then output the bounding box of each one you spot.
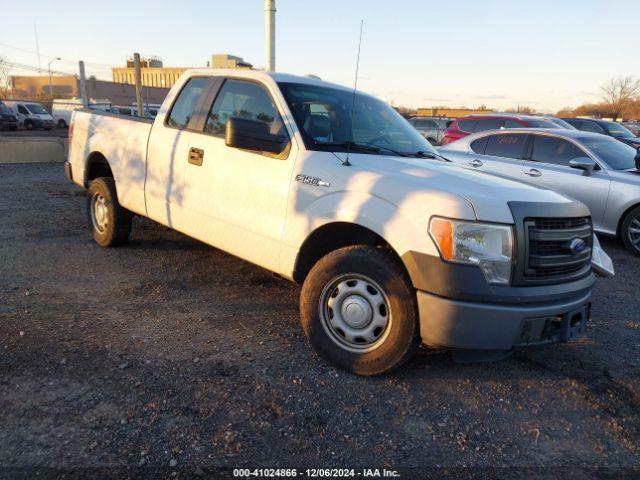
[429,217,513,285]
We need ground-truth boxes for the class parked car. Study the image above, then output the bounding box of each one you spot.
[66,69,599,374]
[2,100,54,130]
[440,114,557,145]
[408,116,451,145]
[52,99,112,128]
[440,128,640,255]
[0,101,18,131]
[622,121,640,136]
[561,118,640,149]
[541,116,577,130]
[113,104,158,119]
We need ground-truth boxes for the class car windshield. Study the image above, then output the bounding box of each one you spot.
[278,82,437,158]
[602,121,635,138]
[26,104,48,115]
[580,135,638,170]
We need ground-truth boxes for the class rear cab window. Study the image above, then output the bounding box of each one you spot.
[166,77,212,129]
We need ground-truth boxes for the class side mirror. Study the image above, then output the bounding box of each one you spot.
[225,117,286,155]
[635,148,640,170]
[569,157,597,172]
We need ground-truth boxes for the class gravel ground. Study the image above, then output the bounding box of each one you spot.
[0,163,639,479]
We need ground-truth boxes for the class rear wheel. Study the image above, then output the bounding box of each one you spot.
[621,205,640,256]
[57,119,67,129]
[300,245,420,376]
[87,177,132,247]
[24,120,34,130]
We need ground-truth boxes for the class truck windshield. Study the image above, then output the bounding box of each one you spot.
[278,82,437,158]
[26,104,48,115]
[580,135,637,170]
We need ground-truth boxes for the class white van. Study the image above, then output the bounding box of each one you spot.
[3,101,54,130]
[52,99,111,128]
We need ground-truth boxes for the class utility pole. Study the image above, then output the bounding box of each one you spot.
[265,0,276,72]
[48,57,61,97]
[134,53,144,117]
[79,61,88,108]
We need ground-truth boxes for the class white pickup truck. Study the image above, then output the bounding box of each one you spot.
[66,69,597,375]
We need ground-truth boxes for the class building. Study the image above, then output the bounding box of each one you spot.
[9,75,169,106]
[111,54,252,89]
[415,107,494,118]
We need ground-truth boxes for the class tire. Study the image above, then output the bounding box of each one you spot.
[300,245,420,376]
[86,177,132,247]
[57,119,67,129]
[24,120,34,130]
[620,205,640,256]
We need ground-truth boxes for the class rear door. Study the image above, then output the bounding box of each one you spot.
[466,132,529,178]
[520,134,610,228]
[145,76,218,229]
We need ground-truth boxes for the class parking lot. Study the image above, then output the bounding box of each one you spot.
[0,163,639,477]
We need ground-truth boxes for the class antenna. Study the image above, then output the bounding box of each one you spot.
[343,19,364,167]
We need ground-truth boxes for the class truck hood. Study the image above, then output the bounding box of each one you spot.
[334,153,578,224]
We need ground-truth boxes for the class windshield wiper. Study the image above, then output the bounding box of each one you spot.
[410,151,451,162]
[316,141,409,157]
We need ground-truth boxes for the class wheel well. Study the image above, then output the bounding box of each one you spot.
[293,222,406,284]
[617,202,640,235]
[85,152,112,187]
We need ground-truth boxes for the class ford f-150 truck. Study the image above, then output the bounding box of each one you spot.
[66,69,597,375]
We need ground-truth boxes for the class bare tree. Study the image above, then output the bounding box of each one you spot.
[0,57,12,97]
[601,75,640,120]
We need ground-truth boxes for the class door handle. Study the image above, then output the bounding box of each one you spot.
[524,168,541,177]
[468,159,483,167]
[188,147,204,166]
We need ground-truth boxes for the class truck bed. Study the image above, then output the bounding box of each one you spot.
[68,109,154,216]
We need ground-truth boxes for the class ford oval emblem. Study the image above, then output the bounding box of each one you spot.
[568,238,587,256]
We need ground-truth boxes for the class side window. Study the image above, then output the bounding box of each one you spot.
[457,120,477,133]
[166,77,210,129]
[470,136,489,154]
[504,120,522,129]
[580,121,605,134]
[205,79,285,139]
[18,105,29,115]
[484,134,527,159]
[475,119,502,132]
[530,135,587,166]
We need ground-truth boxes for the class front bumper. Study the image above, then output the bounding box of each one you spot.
[417,289,591,350]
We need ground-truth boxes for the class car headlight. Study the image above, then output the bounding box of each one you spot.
[429,217,513,285]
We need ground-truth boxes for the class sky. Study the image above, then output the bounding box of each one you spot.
[1,0,638,112]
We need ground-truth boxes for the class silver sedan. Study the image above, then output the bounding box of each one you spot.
[440,128,640,255]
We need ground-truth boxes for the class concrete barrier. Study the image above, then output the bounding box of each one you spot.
[0,137,68,164]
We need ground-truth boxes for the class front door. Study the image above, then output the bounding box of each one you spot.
[520,134,610,229]
[180,78,296,273]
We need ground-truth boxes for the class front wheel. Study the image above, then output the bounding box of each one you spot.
[621,206,640,255]
[300,245,420,375]
[57,119,67,129]
[87,177,132,247]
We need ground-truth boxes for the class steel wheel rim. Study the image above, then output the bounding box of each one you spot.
[319,273,392,353]
[629,216,640,249]
[91,192,108,234]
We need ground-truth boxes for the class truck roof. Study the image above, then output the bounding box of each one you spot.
[181,68,360,94]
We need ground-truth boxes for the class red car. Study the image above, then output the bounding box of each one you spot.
[440,114,557,146]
